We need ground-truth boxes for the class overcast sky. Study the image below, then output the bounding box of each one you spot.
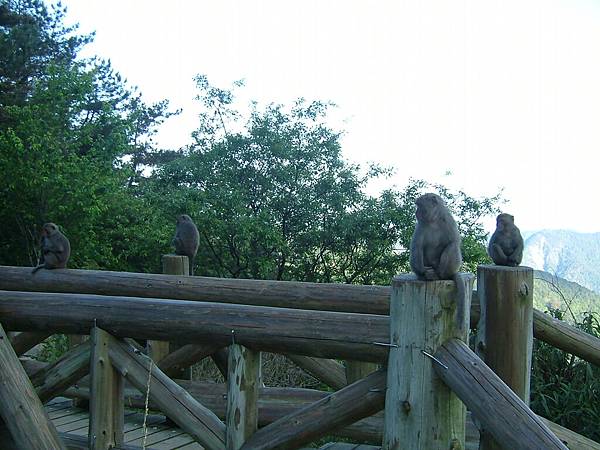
[59,0,600,233]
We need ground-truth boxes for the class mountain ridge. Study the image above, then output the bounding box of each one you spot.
[522,229,600,294]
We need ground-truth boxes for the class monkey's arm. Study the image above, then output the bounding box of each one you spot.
[44,239,65,254]
[409,231,427,278]
[437,241,462,280]
[507,236,524,265]
[491,243,508,265]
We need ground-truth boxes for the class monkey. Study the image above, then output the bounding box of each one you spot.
[410,193,462,280]
[487,213,523,266]
[409,193,469,334]
[31,223,71,274]
[172,214,199,275]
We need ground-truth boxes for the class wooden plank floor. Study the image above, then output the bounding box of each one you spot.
[47,399,202,449]
[46,398,481,450]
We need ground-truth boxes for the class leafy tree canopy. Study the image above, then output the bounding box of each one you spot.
[151,76,500,283]
[1,0,500,284]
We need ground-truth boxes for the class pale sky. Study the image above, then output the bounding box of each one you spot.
[59,0,600,234]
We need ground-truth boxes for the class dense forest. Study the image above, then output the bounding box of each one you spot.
[1,0,599,442]
[0,0,501,281]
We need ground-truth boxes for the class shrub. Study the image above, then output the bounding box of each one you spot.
[530,309,600,441]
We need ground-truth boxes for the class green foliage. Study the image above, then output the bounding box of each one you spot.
[0,0,177,272]
[150,76,501,282]
[533,271,600,318]
[0,2,500,284]
[530,309,600,441]
[37,334,68,362]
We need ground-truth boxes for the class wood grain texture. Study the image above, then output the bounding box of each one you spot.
[226,344,260,450]
[0,290,389,362]
[158,343,223,377]
[148,255,190,366]
[532,308,600,367]
[344,361,378,384]
[0,265,390,314]
[3,265,599,367]
[286,354,347,390]
[89,327,123,449]
[383,274,473,450]
[106,334,226,450]
[240,368,387,450]
[477,265,533,450]
[434,338,568,450]
[477,265,533,402]
[9,331,52,356]
[60,377,600,450]
[0,323,65,449]
[30,339,90,403]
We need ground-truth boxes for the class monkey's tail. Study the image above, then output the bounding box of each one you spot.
[31,264,44,274]
[189,256,195,276]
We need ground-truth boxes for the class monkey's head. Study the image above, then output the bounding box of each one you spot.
[415,193,445,223]
[42,222,59,237]
[496,213,514,231]
[177,214,193,224]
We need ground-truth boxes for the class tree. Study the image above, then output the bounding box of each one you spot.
[151,76,501,283]
[0,0,91,108]
[0,0,177,272]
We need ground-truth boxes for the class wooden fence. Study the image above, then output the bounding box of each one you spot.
[0,260,599,449]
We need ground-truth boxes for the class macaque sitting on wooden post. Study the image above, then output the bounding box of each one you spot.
[487,213,524,267]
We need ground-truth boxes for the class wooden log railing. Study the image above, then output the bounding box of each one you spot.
[241,369,387,450]
[434,338,568,450]
[59,376,600,450]
[383,274,473,449]
[0,323,65,449]
[476,265,534,450]
[0,290,389,362]
[2,265,600,370]
[1,264,600,450]
[1,266,390,314]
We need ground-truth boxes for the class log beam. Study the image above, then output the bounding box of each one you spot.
[106,334,226,450]
[240,368,387,450]
[0,290,389,362]
[434,338,567,450]
[0,323,65,449]
[89,327,123,449]
[10,331,52,356]
[0,265,390,314]
[286,354,347,390]
[30,339,91,404]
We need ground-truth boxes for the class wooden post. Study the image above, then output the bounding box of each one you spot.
[107,336,226,450]
[0,323,65,449]
[383,273,473,450]
[345,361,378,384]
[148,254,190,371]
[226,344,260,450]
[89,326,123,449]
[477,265,533,450]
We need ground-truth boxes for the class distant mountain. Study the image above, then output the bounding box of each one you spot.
[522,230,600,294]
[533,270,600,317]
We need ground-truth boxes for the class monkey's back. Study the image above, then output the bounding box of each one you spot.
[175,222,199,258]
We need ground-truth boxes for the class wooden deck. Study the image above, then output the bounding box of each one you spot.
[47,399,202,450]
[45,397,481,450]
